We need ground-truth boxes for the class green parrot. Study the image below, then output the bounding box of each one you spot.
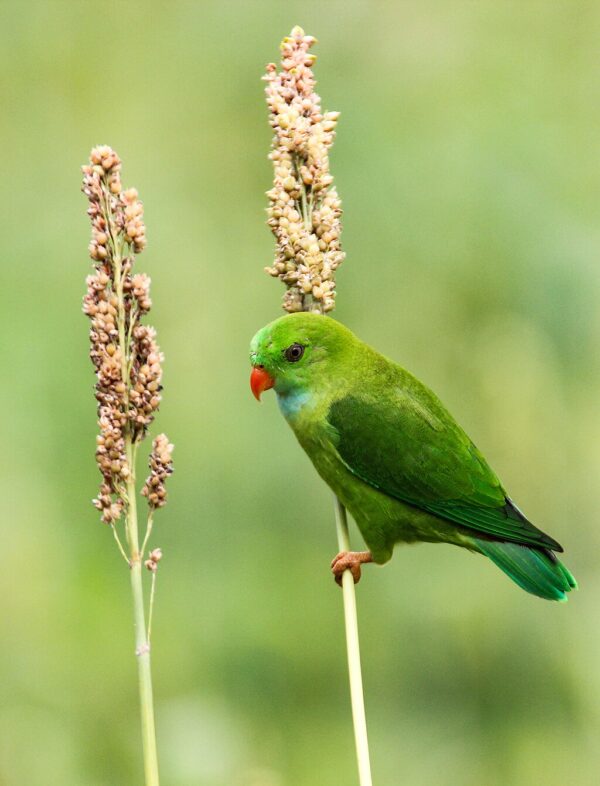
[250,312,577,602]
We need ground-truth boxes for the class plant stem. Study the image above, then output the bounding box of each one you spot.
[114,228,160,784]
[111,523,130,565]
[126,440,160,786]
[141,510,155,562]
[147,570,157,644]
[334,495,373,786]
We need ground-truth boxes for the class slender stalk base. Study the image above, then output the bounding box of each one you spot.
[126,445,160,786]
[334,495,373,786]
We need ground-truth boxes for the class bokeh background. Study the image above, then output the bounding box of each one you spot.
[1,1,599,784]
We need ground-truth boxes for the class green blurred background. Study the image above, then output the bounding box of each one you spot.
[1,1,599,784]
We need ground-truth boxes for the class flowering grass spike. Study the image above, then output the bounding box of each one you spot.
[264,26,344,313]
[82,145,171,786]
[82,147,170,526]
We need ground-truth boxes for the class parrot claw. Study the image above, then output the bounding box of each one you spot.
[331,551,373,586]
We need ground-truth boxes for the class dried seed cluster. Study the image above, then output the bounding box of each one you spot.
[82,146,172,525]
[145,548,163,573]
[142,434,174,509]
[264,26,344,314]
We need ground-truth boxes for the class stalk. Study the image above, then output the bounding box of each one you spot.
[334,497,373,786]
[126,447,160,786]
[115,243,159,785]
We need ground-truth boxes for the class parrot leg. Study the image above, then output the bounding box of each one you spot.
[331,551,373,586]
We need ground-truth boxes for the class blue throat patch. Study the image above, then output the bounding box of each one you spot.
[277,388,312,418]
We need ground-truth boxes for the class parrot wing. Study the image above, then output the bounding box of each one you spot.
[326,387,562,552]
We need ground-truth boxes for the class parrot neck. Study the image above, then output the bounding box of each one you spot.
[276,386,313,420]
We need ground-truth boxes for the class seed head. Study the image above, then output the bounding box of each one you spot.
[145,547,163,572]
[142,434,174,509]
[82,146,171,524]
[263,27,344,313]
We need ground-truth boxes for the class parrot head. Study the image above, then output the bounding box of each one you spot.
[249,313,354,401]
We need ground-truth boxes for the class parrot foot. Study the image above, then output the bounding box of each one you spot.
[331,551,373,586]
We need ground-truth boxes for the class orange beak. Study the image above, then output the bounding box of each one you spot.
[250,366,275,401]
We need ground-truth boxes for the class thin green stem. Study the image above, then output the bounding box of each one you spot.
[126,303,139,379]
[293,153,312,232]
[141,510,154,562]
[110,207,160,785]
[126,440,160,786]
[111,523,130,565]
[293,154,325,314]
[334,495,373,786]
[147,570,157,644]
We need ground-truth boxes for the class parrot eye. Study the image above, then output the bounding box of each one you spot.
[284,343,305,363]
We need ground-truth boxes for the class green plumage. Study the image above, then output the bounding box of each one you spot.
[250,313,577,602]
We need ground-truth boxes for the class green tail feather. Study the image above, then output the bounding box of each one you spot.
[473,538,578,602]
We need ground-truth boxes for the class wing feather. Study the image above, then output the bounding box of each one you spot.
[327,389,562,552]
